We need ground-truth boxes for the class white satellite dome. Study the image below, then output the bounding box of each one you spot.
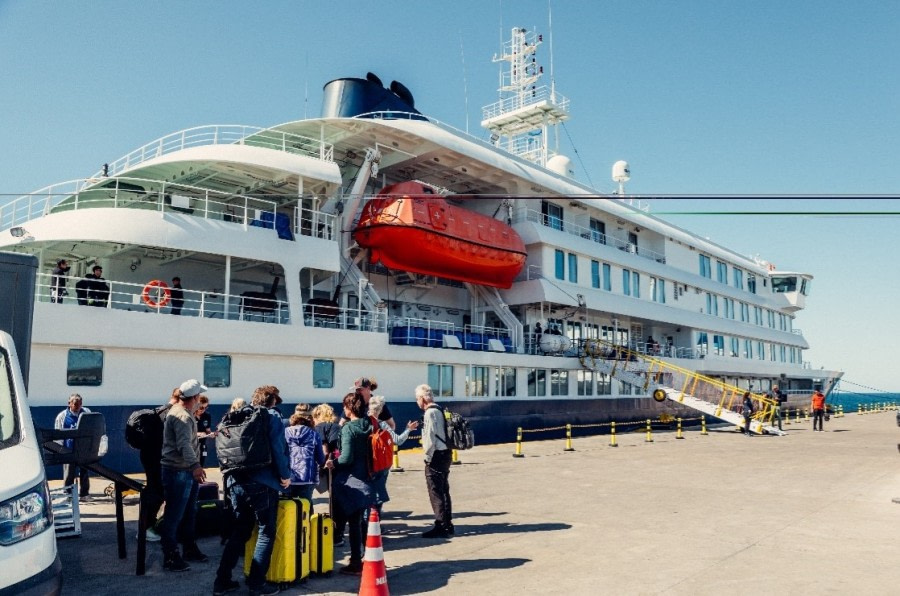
[547,154,573,177]
[612,160,631,183]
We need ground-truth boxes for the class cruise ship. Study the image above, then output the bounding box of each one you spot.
[0,28,841,472]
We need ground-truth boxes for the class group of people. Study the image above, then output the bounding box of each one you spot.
[742,386,827,435]
[118,376,454,596]
[49,260,185,314]
[51,260,109,307]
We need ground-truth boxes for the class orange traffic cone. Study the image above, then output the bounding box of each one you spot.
[359,508,389,596]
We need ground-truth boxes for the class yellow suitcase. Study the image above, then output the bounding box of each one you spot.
[309,513,334,575]
[244,497,310,584]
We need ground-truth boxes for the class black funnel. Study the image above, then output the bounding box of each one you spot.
[321,74,426,120]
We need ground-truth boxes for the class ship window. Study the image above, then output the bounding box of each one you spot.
[717,261,728,284]
[713,335,725,356]
[771,343,777,362]
[312,359,334,389]
[542,201,563,231]
[696,332,708,356]
[67,349,103,386]
[596,372,612,395]
[568,253,578,283]
[554,250,565,280]
[204,354,232,388]
[730,337,740,357]
[632,272,640,298]
[699,255,711,278]
[724,298,735,319]
[591,261,600,288]
[468,366,490,397]
[602,263,611,291]
[527,369,546,397]
[740,302,749,322]
[757,341,765,360]
[589,218,606,244]
[622,269,631,296]
[495,367,516,397]
[743,339,752,358]
[772,276,797,293]
[733,268,744,290]
[705,293,718,316]
[747,274,757,294]
[577,370,593,396]
[550,369,568,396]
[651,277,666,304]
[427,364,453,397]
[800,278,811,296]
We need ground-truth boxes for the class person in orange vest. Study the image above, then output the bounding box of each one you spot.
[811,389,826,431]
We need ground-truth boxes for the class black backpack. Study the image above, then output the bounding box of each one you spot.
[125,405,168,450]
[216,406,272,474]
[433,405,475,451]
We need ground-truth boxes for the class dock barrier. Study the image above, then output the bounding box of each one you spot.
[564,424,575,452]
[645,419,654,443]
[513,427,525,458]
[676,418,685,439]
[610,422,618,447]
[701,415,708,435]
[391,443,404,473]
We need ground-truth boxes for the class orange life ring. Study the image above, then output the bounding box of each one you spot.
[142,279,171,308]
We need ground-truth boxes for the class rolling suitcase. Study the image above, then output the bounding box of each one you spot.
[244,497,310,585]
[195,481,225,537]
[309,512,334,575]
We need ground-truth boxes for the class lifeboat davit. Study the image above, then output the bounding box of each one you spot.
[353,181,526,289]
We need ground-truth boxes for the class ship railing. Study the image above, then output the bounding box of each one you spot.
[87,125,335,180]
[385,317,513,352]
[36,273,290,324]
[0,176,335,242]
[302,302,387,333]
[512,208,667,264]
[481,86,571,121]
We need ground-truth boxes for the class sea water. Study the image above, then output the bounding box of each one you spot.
[829,391,900,412]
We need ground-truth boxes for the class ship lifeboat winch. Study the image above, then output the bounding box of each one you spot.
[352,181,526,289]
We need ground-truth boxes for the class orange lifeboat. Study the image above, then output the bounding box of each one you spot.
[353,181,526,289]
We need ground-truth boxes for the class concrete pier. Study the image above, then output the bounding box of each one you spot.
[55,411,900,595]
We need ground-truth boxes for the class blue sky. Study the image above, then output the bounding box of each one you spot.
[1,1,898,392]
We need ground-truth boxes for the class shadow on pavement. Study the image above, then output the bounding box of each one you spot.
[388,557,530,594]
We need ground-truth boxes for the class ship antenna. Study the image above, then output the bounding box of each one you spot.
[548,0,559,154]
[303,52,309,119]
[459,30,470,135]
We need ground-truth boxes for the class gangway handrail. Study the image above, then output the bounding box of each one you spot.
[579,338,780,433]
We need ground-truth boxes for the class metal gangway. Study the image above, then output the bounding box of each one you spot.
[579,339,785,436]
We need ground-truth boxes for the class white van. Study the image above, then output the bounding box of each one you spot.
[0,330,61,595]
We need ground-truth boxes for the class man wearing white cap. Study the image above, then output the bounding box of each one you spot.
[159,379,209,572]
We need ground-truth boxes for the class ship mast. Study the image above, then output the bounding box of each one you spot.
[481,27,570,167]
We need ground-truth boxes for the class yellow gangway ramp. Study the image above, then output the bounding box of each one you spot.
[579,340,783,436]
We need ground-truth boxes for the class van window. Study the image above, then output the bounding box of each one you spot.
[67,349,103,386]
[0,349,21,448]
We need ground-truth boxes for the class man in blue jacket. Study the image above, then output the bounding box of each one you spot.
[214,385,291,596]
